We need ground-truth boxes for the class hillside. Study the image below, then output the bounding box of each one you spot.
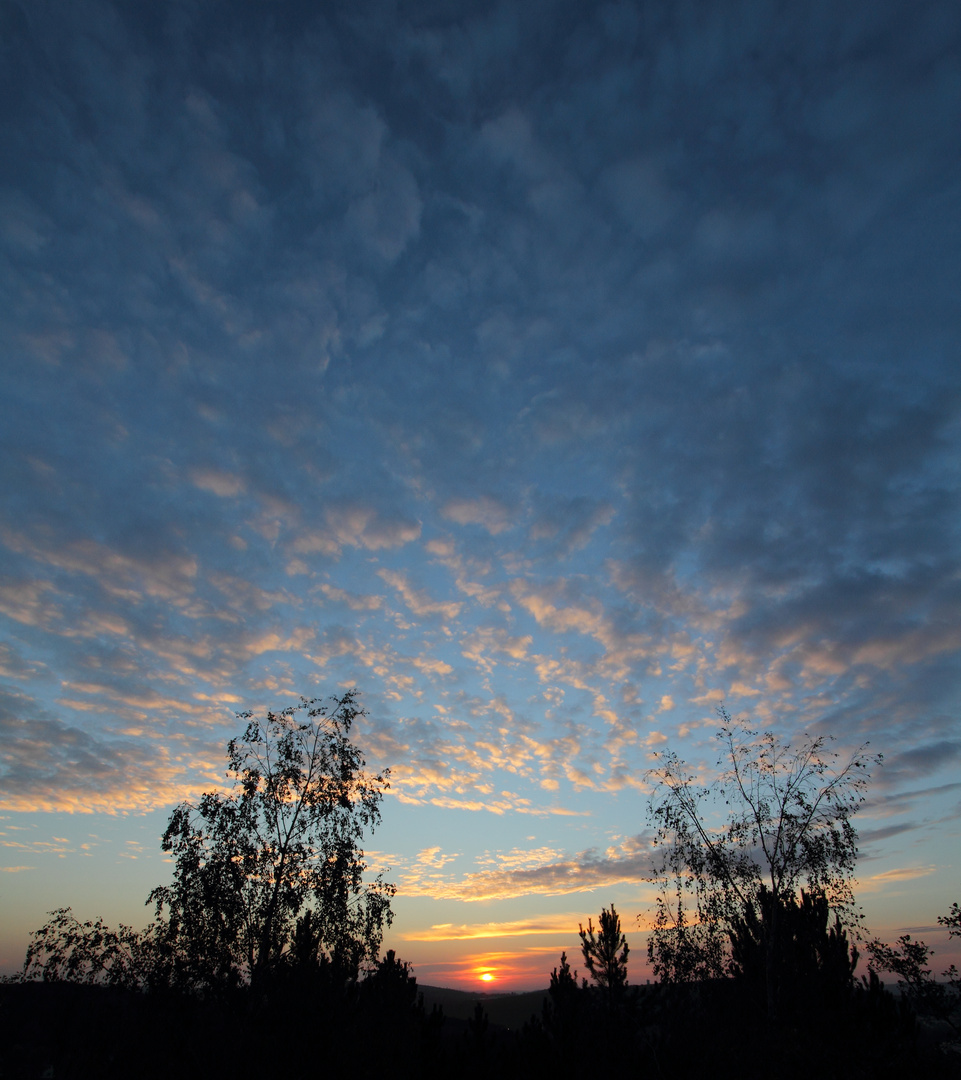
[418,984,548,1029]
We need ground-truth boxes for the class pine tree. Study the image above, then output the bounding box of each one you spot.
[579,905,629,1005]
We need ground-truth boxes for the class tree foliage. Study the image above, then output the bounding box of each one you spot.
[19,691,393,998]
[867,903,961,1030]
[579,905,629,1002]
[940,902,961,938]
[538,949,585,1053]
[19,908,162,989]
[729,885,859,1015]
[149,690,394,991]
[645,709,878,1016]
[549,950,580,998]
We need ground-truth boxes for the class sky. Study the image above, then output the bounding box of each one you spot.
[1,0,960,991]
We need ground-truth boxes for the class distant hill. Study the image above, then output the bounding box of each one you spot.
[418,984,548,1029]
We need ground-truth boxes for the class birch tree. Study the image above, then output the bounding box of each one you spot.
[645,708,878,1018]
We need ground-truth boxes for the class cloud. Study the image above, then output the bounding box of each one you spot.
[292,505,421,557]
[528,494,615,557]
[441,496,513,535]
[347,159,422,263]
[317,584,384,612]
[0,688,221,814]
[862,782,961,819]
[858,865,939,893]
[399,914,588,942]
[0,577,62,630]
[880,743,961,785]
[377,570,462,621]
[398,836,655,901]
[858,822,926,846]
[190,468,245,497]
[0,529,198,604]
[460,626,533,674]
[413,846,459,870]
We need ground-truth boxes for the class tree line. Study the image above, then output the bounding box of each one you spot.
[4,692,959,1078]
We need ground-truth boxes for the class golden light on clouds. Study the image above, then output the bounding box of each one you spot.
[858,865,939,892]
[399,914,585,941]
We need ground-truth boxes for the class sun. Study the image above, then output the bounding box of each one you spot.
[480,972,494,983]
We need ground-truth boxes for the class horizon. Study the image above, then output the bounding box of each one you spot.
[2,0,960,993]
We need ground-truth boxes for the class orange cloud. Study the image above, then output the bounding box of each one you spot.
[378,569,462,620]
[858,865,938,892]
[397,836,655,901]
[441,496,512,535]
[400,914,585,941]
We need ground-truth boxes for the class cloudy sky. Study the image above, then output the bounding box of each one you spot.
[2,0,959,988]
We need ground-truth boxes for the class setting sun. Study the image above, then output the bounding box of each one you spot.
[480,973,494,982]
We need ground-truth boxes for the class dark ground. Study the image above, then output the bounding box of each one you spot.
[2,978,958,1080]
[418,983,547,1027]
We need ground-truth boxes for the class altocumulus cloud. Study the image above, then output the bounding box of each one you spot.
[396,836,656,902]
[0,689,220,814]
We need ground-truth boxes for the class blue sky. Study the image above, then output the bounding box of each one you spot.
[1,0,959,988]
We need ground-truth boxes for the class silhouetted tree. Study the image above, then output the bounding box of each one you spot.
[533,948,595,1072]
[646,884,727,984]
[580,905,629,1004]
[362,948,419,1011]
[645,708,879,1019]
[868,902,961,1031]
[461,1000,494,1076]
[542,950,583,1035]
[149,690,394,994]
[549,950,580,999]
[941,902,961,938]
[357,950,444,1077]
[728,885,858,1016]
[20,691,394,1003]
[19,909,164,990]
